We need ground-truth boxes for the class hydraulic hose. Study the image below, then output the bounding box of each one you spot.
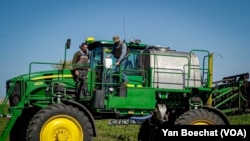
[129,114,152,121]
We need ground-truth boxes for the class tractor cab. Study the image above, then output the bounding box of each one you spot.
[87,38,148,95]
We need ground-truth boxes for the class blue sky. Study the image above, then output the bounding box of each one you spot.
[0,0,249,98]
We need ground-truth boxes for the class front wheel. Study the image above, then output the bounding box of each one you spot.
[26,104,93,141]
[175,108,225,125]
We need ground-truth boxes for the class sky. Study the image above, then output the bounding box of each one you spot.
[0,0,249,98]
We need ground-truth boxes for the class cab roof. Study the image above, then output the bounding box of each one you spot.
[87,40,148,50]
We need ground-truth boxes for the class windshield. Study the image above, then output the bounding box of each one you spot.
[90,45,142,72]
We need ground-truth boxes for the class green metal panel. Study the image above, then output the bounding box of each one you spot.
[107,87,156,110]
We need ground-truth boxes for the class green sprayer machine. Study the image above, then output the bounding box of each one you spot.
[0,37,249,140]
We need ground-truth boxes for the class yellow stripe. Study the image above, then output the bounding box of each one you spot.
[207,94,212,107]
[127,84,135,87]
[208,53,213,87]
[127,84,143,87]
[31,74,73,80]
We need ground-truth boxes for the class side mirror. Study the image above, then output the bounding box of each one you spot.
[66,39,71,49]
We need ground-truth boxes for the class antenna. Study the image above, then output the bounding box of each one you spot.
[123,14,126,41]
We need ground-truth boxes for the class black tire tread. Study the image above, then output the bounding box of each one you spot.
[26,104,93,141]
[175,108,225,125]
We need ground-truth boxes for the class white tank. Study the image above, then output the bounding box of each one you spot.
[141,47,202,89]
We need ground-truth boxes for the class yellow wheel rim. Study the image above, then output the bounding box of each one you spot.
[191,120,214,125]
[40,115,83,141]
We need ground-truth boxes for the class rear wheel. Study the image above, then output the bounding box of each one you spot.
[138,119,157,141]
[175,108,225,125]
[26,104,93,141]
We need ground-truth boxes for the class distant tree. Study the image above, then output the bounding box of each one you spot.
[52,59,73,70]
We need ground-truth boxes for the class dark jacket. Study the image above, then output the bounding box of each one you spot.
[72,50,90,70]
[112,41,129,62]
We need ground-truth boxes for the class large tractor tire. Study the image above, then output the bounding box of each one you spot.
[175,108,225,125]
[138,119,157,141]
[26,104,93,141]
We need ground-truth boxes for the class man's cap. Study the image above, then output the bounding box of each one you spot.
[113,35,120,42]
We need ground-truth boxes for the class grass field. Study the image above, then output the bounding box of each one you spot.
[0,114,140,141]
[0,103,250,141]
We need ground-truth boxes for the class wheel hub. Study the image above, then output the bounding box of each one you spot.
[55,129,69,141]
[41,115,84,141]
